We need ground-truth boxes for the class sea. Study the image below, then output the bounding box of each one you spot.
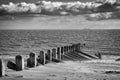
[0,29,120,56]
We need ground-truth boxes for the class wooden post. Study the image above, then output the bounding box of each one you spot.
[76,44,78,51]
[66,46,67,53]
[27,52,37,67]
[0,59,5,77]
[61,47,64,55]
[68,46,70,52]
[40,51,46,65]
[64,46,66,54]
[61,47,64,60]
[63,46,67,60]
[98,53,102,59]
[71,45,74,52]
[67,46,69,53]
[70,45,72,52]
[69,46,71,52]
[15,55,24,71]
[47,50,52,62]
[66,46,68,53]
[52,48,57,59]
[75,44,77,51]
[74,44,76,51]
[71,45,72,52]
[68,45,69,53]
[78,43,81,51]
[76,44,79,51]
[57,47,61,61]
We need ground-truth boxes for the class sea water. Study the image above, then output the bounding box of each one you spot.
[0,29,120,56]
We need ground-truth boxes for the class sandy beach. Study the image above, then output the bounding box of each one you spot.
[0,55,120,80]
[0,0,120,80]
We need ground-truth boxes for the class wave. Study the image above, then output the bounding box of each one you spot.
[0,0,120,20]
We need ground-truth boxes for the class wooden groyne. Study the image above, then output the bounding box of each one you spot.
[0,43,100,77]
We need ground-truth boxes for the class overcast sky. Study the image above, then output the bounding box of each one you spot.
[0,0,94,5]
[0,15,120,30]
[0,0,120,29]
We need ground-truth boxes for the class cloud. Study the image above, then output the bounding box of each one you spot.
[0,0,120,20]
[0,2,41,14]
[0,1,102,15]
[86,0,120,20]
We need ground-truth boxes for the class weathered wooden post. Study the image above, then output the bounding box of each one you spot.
[61,47,64,60]
[57,47,61,61]
[78,43,81,51]
[74,44,76,51]
[15,55,24,71]
[76,44,78,51]
[68,45,70,52]
[61,47,64,55]
[52,48,57,59]
[76,43,78,51]
[73,44,76,51]
[65,46,67,53]
[64,46,66,54]
[40,51,46,65]
[27,52,37,67]
[75,44,77,51]
[47,49,52,62]
[66,46,68,53]
[71,45,74,52]
[70,45,72,52]
[67,46,69,53]
[0,59,5,77]
[95,52,102,59]
[99,53,102,59]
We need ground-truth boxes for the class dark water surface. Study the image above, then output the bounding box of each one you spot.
[0,30,120,55]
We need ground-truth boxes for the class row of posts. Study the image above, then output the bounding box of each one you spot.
[0,43,81,77]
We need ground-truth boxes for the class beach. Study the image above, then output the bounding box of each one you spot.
[1,55,120,80]
[0,0,120,80]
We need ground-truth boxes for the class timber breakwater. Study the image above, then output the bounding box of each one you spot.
[0,43,99,77]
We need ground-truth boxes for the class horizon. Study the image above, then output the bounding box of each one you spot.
[1,28,120,30]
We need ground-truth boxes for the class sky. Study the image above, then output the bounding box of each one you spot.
[0,0,94,5]
[0,0,120,29]
[0,15,120,30]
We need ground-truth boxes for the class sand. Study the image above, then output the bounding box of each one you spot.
[1,55,120,80]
